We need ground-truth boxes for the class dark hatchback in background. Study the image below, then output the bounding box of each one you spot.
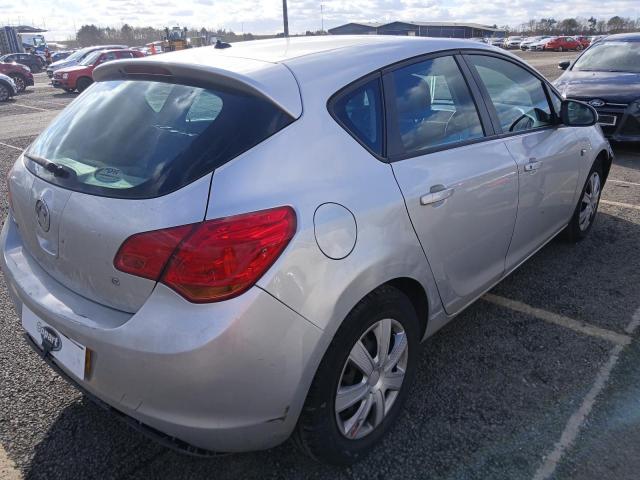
[554,33,640,142]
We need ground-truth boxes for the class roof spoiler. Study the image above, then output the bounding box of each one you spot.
[93,56,301,118]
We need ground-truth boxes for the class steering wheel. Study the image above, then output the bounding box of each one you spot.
[509,113,536,132]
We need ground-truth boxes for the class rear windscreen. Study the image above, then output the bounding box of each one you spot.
[25,80,294,198]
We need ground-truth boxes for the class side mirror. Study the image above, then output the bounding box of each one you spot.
[558,61,570,70]
[561,100,598,127]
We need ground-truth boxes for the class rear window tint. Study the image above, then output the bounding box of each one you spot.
[331,77,383,156]
[25,80,293,199]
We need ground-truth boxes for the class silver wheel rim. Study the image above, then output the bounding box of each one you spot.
[579,172,601,231]
[12,76,24,91]
[0,86,8,101]
[335,318,408,440]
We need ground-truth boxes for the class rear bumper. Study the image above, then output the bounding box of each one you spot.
[1,215,325,453]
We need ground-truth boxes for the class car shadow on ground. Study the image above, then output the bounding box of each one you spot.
[23,212,640,480]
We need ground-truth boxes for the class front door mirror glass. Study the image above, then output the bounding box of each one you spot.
[561,100,597,127]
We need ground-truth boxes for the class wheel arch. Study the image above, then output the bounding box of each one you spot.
[384,277,429,340]
[596,148,612,181]
[0,80,13,97]
[76,76,93,88]
[8,72,25,81]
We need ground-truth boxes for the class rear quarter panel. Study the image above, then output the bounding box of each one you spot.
[204,66,444,341]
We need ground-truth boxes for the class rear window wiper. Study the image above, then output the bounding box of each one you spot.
[24,153,73,179]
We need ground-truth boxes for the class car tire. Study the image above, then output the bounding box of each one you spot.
[8,74,26,93]
[294,285,420,465]
[63,88,75,93]
[563,160,604,242]
[576,45,583,51]
[557,46,564,52]
[0,84,10,102]
[76,77,92,93]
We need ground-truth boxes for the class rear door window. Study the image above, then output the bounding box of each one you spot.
[387,55,485,156]
[331,77,383,156]
[24,80,294,199]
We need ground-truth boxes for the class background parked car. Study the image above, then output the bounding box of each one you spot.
[520,36,550,50]
[486,37,505,47]
[52,49,144,92]
[0,52,44,73]
[503,36,524,49]
[544,36,583,51]
[575,36,592,49]
[0,60,34,92]
[0,73,17,101]
[554,33,640,142]
[46,45,127,77]
[51,51,73,62]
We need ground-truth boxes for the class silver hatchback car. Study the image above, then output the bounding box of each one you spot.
[2,36,611,464]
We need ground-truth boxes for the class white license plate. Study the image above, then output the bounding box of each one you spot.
[22,305,87,380]
[598,115,617,126]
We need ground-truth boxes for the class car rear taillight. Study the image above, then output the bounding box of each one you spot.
[114,206,296,303]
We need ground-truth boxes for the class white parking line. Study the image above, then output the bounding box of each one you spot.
[13,103,49,112]
[484,294,632,346]
[0,141,23,152]
[601,199,640,211]
[532,307,640,480]
[609,179,640,188]
[0,444,21,480]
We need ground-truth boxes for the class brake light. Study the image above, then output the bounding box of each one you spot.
[114,206,296,303]
[114,224,194,280]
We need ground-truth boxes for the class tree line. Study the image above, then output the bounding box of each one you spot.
[504,16,639,35]
[71,15,639,48]
[73,24,263,48]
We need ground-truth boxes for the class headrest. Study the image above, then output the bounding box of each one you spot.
[395,74,431,117]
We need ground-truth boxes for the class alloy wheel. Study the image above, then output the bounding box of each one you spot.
[579,172,601,231]
[335,318,408,440]
[10,75,25,92]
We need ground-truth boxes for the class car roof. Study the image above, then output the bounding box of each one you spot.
[169,35,496,63]
[602,33,640,42]
[97,49,133,54]
[95,36,503,119]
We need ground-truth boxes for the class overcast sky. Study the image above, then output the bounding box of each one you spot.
[2,0,637,40]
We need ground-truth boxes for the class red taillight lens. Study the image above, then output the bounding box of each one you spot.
[114,206,296,303]
[114,224,194,280]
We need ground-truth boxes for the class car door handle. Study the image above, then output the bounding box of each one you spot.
[524,160,542,172]
[420,186,454,206]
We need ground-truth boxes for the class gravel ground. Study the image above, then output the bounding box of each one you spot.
[1,51,640,480]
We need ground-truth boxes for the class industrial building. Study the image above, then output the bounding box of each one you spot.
[328,21,505,39]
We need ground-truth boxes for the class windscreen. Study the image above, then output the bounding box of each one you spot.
[79,51,101,66]
[64,48,90,62]
[25,79,294,199]
[573,41,640,73]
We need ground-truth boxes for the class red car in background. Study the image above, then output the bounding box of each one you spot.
[544,36,584,52]
[0,60,35,93]
[52,49,144,93]
[575,36,591,49]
